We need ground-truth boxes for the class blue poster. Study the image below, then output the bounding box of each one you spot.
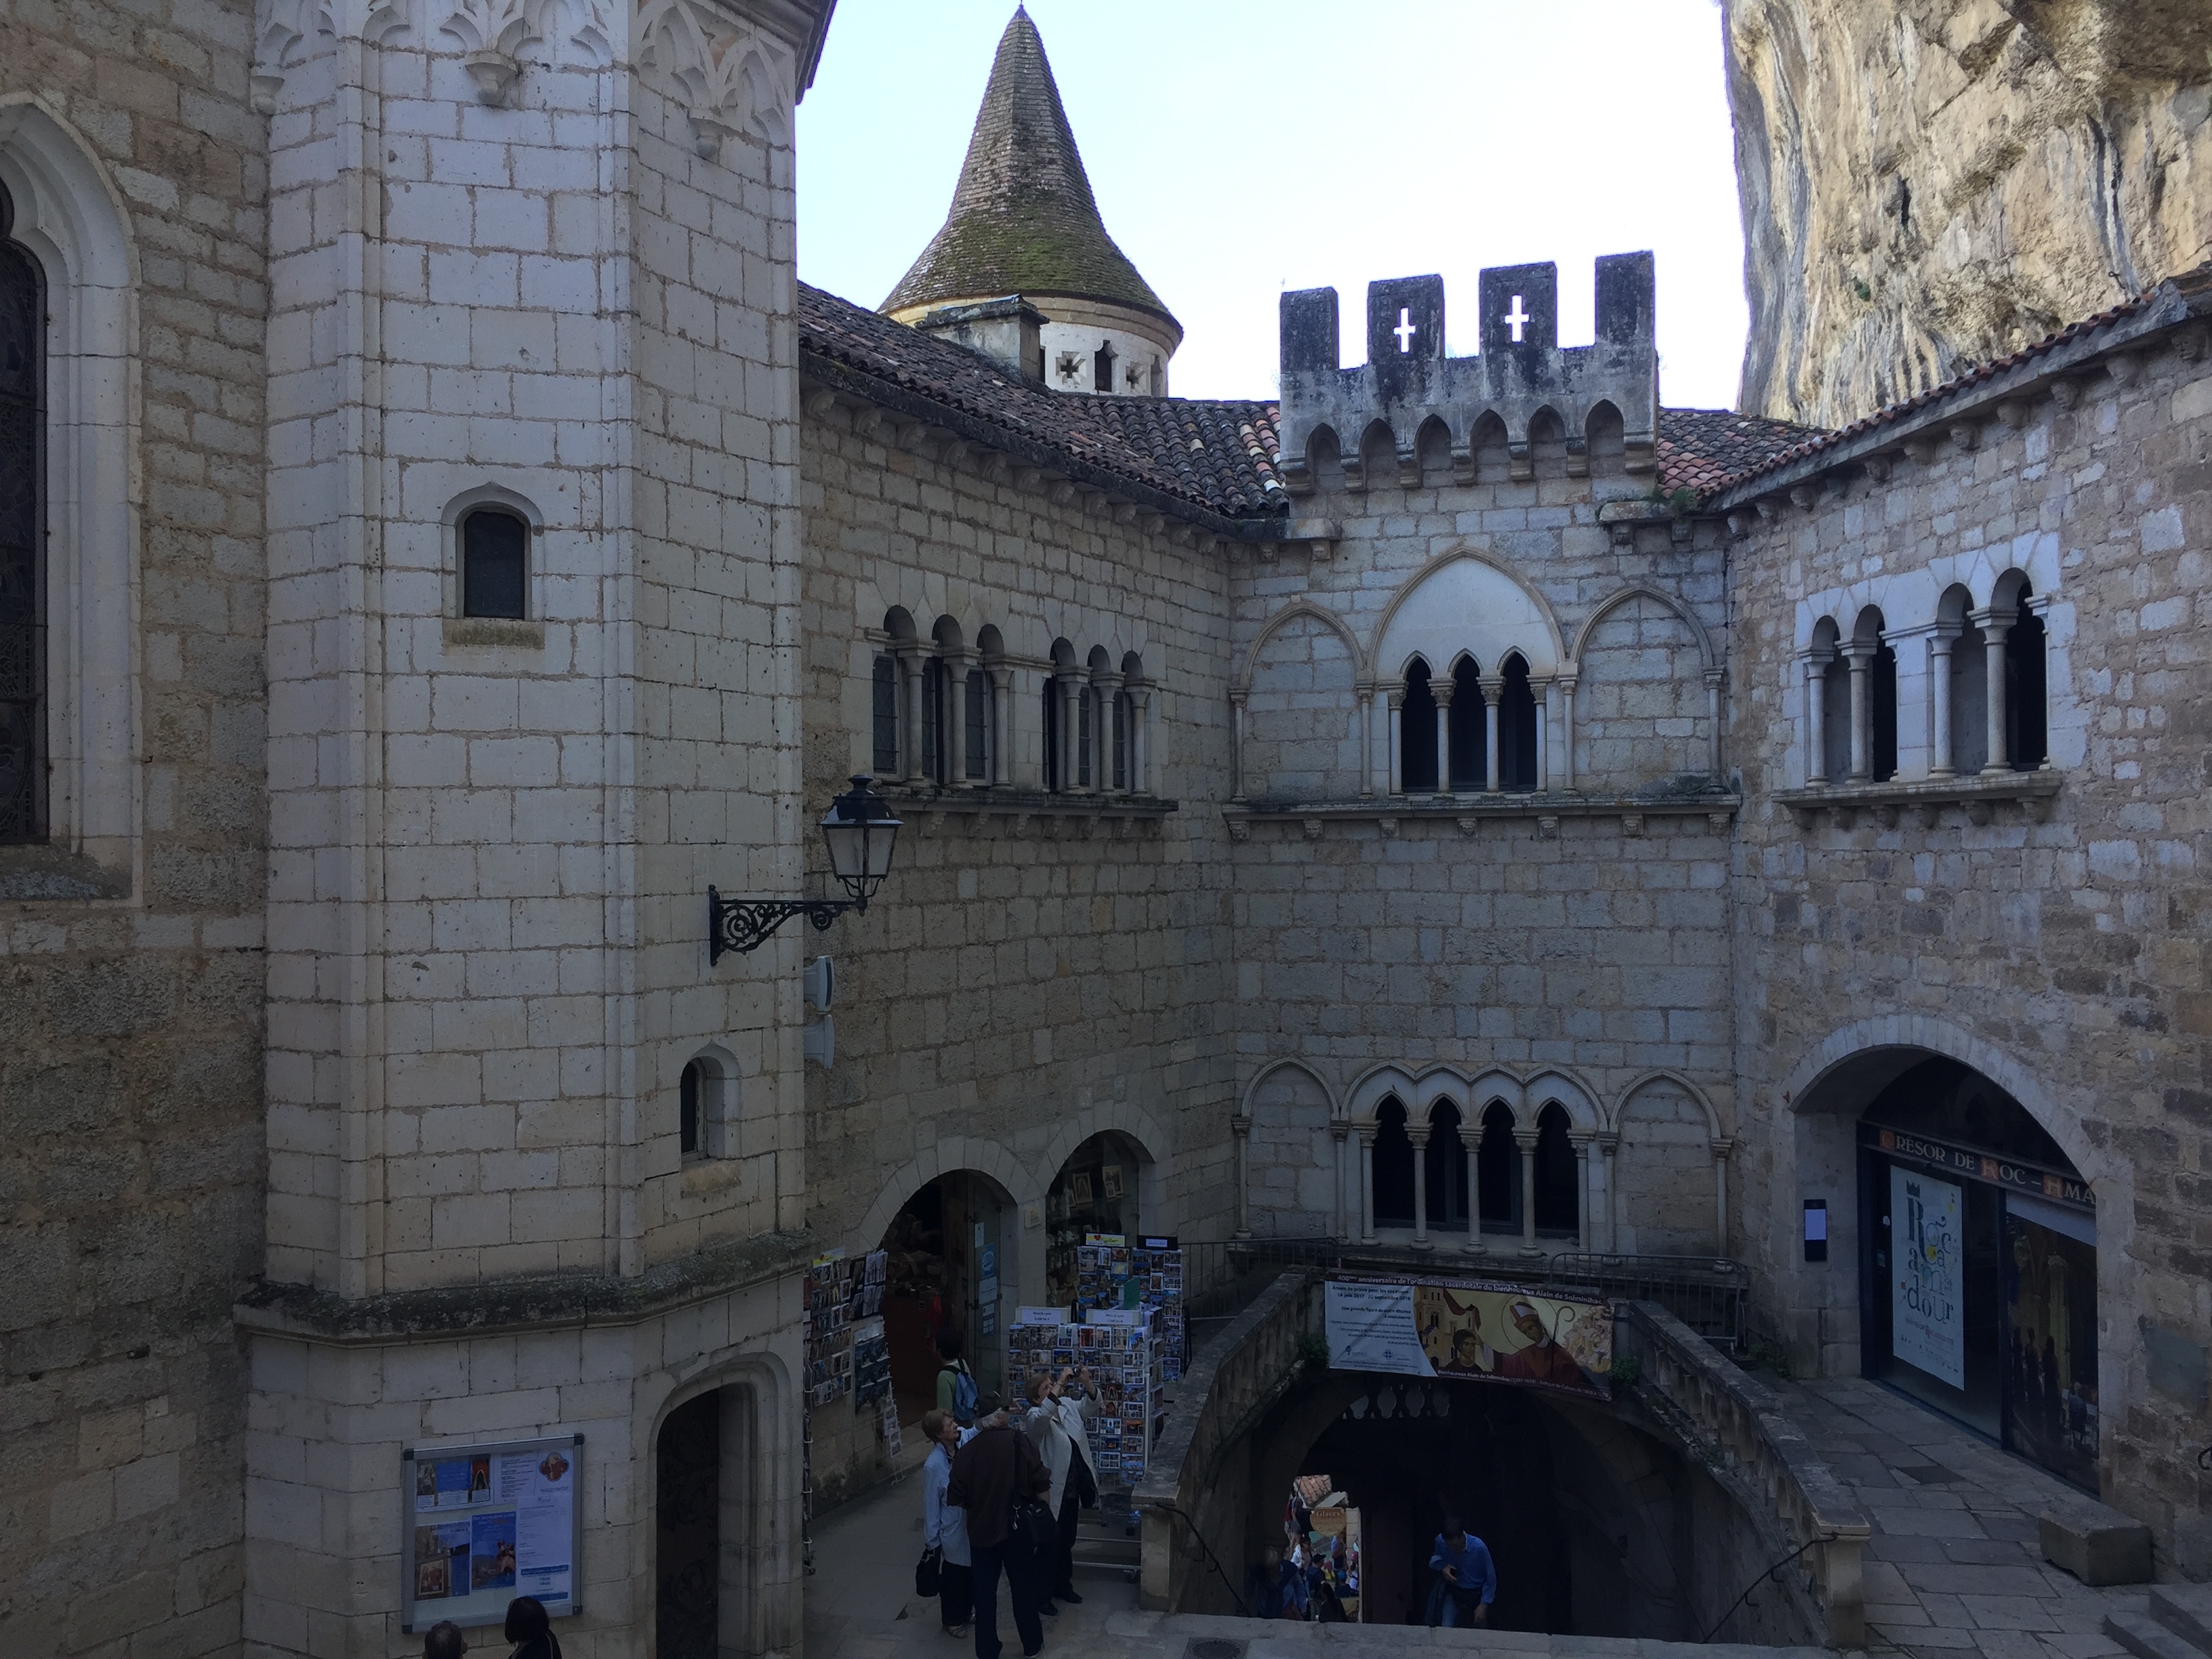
[470,1512,518,1593]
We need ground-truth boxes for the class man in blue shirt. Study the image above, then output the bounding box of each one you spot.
[1427,1517,1496,1628]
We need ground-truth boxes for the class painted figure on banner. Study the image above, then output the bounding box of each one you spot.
[1491,1300,1593,1390]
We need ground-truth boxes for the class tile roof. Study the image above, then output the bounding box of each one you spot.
[880,8,1176,333]
[799,282,1282,527]
[1656,407,1828,498]
[1712,257,2212,498]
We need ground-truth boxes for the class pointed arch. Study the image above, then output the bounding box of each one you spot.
[1584,400,1626,474]
[1469,409,1511,484]
[1414,413,1452,485]
[1370,547,1567,683]
[1235,599,1367,693]
[1570,585,1717,672]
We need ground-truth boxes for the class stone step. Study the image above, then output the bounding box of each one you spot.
[2152,1586,2212,1657]
[2108,1610,2205,1659]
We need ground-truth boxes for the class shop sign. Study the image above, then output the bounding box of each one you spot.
[1323,1273,1612,1399]
[1891,1167,1965,1389]
[1861,1123,2093,1210]
[403,1435,582,1632]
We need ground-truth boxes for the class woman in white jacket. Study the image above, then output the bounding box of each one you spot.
[1021,1367,1099,1609]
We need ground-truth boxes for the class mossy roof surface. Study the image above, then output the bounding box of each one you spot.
[882,7,1176,331]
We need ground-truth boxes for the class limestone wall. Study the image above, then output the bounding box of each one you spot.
[0,15,269,1655]
[1727,323,2212,1566]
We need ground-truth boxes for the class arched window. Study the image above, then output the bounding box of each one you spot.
[679,1050,735,1159]
[1448,658,1484,791]
[1499,655,1539,791]
[460,506,529,619]
[871,653,899,777]
[1372,1098,1414,1227]
[1426,1100,1468,1232]
[1111,689,1129,790]
[2006,585,2047,769]
[1532,1103,1578,1235]
[1477,1103,1520,1234]
[1951,617,1989,775]
[1870,636,1898,783]
[1092,340,1115,393]
[0,181,46,844]
[921,657,947,784]
[1401,661,1438,792]
[1042,675,1061,790]
[1821,648,1851,783]
[679,1060,702,1156]
[1077,683,1094,786]
[964,666,989,781]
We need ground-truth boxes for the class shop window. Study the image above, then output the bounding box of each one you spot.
[1372,1098,1414,1227]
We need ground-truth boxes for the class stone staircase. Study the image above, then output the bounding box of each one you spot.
[2108,1586,2212,1659]
[1076,1499,1143,1585]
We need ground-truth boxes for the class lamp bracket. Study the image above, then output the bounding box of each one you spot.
[708,886,857,962]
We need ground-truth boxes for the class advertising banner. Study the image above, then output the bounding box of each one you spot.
[404,1436,581,1632]
[1324,1274,1612,1398]
[1891,1166,1965,1388]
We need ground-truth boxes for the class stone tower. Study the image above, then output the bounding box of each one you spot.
[882,6,1181,395]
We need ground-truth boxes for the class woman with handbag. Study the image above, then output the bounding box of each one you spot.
[920,1410,974,1637]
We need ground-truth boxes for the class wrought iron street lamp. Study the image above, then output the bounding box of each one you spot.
[708,775,903,962]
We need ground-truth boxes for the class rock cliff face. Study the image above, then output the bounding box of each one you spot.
[1727,0,2212,428]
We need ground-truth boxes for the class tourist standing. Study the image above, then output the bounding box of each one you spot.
[946,1392,1052,1659]
[1425,1519,1495,1628]
[937,1330,979,1426]
[922,1408,975,1637]
[501,1597,562,1659]
[1021,1366,1099,1607]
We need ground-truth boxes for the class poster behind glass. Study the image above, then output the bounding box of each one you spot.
[1889,1166,1965,1389]
[2003,1200,2097,1490]
[404,1435,582,1631]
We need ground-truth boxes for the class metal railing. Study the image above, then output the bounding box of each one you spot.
[1174,1236,1749,1351]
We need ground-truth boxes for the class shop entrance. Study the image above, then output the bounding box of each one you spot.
[1044,1131,1145,1308]
[1856,1057,2097,1489]
[876,1171,1015,1427]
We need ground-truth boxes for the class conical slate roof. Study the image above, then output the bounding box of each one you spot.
[882,8,1179,335]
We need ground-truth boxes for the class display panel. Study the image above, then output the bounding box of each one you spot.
[2003,1198,2098,1488]
[1324,1273,1612,1398]
[1890,1166,1965,1389]
[403,1435,581,1632]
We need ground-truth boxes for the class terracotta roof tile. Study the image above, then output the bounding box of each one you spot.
[800,283,1281,523]
[1656,407,1827,498]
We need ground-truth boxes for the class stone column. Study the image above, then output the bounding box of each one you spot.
[1431,679,1454,794]
[1802,653,1828,785]
[1532,677,1551,790]
[1557,669,1578,791]
[1702,669,1725,778]
[1971,607,2011,771]
[1386,687,1404,796]
[1229,691,1247,804]
[1095,671,1124,792]
[899,647,926,785]
[1927,629,1957,777]
[1332,1124,1351,1242]
[1231,1113,1252,1240]
[1410,1124,1432,1248]
[1515,1128,1540,1255]
[1463,1135,1483,1252]
[1597,1132,1619,1252]
[1358,1128,1376,1244]
[1711,1137,1734,1256]
[1570,1132,1593,1250]
[1357,684,1375,798]
[989,663,1012,785]
[1481,675,1504,792]
[947,648,977,787]
[1845,642,1875,781]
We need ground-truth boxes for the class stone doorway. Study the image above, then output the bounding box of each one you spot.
[876,1170,1016,1423]
[656,1390,720,1658]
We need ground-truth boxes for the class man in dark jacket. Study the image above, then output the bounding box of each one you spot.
[946,1391,1052,1659]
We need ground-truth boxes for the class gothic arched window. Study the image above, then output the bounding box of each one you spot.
[1448,658,1484,790]
[1477,1102,1520,1234]
[0,180,46,844]
[1400,661,1438,792]
[1426,1099,1468,1232]
[2006,584,2047,769]
[1533,1103,1578,1235]
[1499,654,1540,790]
[1372,1097,1414,1227]
[460,506,529,619]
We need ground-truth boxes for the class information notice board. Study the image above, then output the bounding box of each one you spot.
[403,1435,583,1632]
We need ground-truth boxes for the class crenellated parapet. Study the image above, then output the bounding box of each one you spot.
[1275,255,1658,494]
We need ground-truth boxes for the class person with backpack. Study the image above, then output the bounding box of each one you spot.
[945,1392,1052,1659]
[937,1330,979,1426]
[1424,1517,1495,1629]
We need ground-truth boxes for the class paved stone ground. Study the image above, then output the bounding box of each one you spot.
[1767,1374,2154,1659]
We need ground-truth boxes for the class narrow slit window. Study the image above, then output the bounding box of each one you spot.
[1093,340,1115,393]
[964,668,989,781]
[679,1060,701,1157]
[1078,686,1093,785]
[0,180,47,844]
[1111,691,1128,790]
[872,654,900,777]
[921,657,945,784]
[461,507,529,619]
[1042,676,1060,790]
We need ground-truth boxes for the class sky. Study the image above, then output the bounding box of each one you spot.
[796,0,1748,410]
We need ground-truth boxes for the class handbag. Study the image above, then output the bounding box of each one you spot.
[1008,1496,1057,1565]
[915,1546,941,1598]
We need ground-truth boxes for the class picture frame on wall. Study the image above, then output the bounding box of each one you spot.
[1101,1165,1123,1200]
[1070,1173,1092,1206]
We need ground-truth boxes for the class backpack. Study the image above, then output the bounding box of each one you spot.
[943,1362,979,1426]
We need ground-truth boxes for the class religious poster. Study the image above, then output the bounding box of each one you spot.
[403,1436,582,1632]
[1891,1166,1965,1388]
[1324,1273,1611,1398]
[2003,1196,2097,1489]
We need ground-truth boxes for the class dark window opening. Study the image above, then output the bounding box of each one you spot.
[2007,592,2047,769]
[1872,641,1898,783]
[1373,1098,1414,1227]
[1951,626,1988,775]
[1077,686,1093,786]
[1426,1102,1469,1231]
[1042,676,1061,791]
[1092,340,1115,393]
[1532,1105,1578,1235]
[460,506,528,619]
[1499,656,1539,791]
[0,180,47,845]
[871,654,899,777]
[1477,1103,1521,1233]
[679,1060,701,1156]
[1111,690,1128,790]
[1401,663,1438,792]
[921,657,946,784]
[1448,659,1485,790]
[964,668,989,781]
[1821,655,1851,781]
